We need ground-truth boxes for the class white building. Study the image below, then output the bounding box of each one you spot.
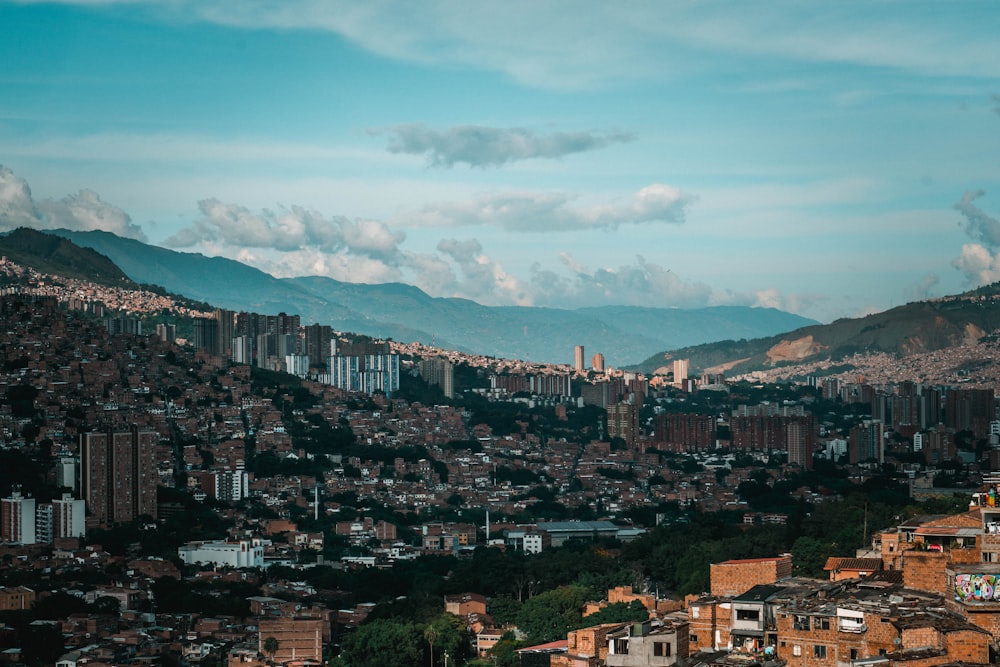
[52,493,86,539]
[285,354,310,378]
[177,538,265,568]
[1,490,35,545]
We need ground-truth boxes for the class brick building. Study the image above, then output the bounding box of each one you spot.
[709,556,793,598]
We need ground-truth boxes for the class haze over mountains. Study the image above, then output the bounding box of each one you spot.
[1,228,815,366]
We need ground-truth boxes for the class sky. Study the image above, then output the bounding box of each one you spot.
[1,1,999,324]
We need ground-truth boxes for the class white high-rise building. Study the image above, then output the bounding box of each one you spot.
[673,359,690,386]
[1,490,35,545]
[285,354,310,378]
[52,493,86,539]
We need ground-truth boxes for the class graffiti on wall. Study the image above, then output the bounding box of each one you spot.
[955,573,1000,602]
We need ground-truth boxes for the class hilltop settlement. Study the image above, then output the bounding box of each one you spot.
[3,255,1000,667]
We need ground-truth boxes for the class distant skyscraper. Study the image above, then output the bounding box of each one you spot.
[607,402,640,447]
[591,353,605,373]
[304,324,333,365]
[574,345,585,372]
[80,426,158,529]
[285,354,310,377]
[192,317,218,354]
[673,359,689,386]
[419,358,455,399]
[215,309,235,358]
[785,419,814,470]
[327,341,400,395]
[155,323,177,343]
[231,335,252,365]
[849,419,884,464]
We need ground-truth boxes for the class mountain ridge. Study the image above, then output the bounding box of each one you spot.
[631,290,1000,377]
[18,228,818,365]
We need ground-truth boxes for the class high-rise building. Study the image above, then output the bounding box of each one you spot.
[52,493,86,539]
[849,419,885,464]
[214,309,235,358]
[785,419,814,470]
[155,323,177,343]
[304,324,333,365]
[673,359,689,386]
[655,413,716,452]
[192,317,218,354]
[55,455,78,493]
[327,341,400,395]
[591,353,605,374]
[231,335,252,365]
[418,358,455,399]
[285,354,311,377]
[1,489,35,544]
[574,345,585,372]
[80,426,158,529]
[607,402,640,447]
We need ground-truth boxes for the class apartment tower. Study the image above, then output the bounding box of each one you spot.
[80,426,158,529]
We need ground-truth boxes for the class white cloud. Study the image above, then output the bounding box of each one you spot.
[436,238,531,304]
[952,243,1000,286]
[406,183,692,231]
[377,123,635,167]
[530,254,721,309]
[164,199,402,259]
[950,192,1000,289]
[0,164,147,240]
[27,1,998,90]
[954,190,1000,248]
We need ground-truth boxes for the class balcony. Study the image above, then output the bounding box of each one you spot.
[838,621,867,634]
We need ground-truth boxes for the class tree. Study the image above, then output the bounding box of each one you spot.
[515,584,590,644]
[263,636,279,663]
[583,600,649,625]
[336,619,423,667]
[424,624,439,667]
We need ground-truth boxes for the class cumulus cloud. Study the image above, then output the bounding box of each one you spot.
[0,166,40,227]
[955,190,1000,248]
[0,165,147,240]
[165,199,404,259]
[409,183,692,231]
[436,238,531,304]
[951,191,1000,288]
[952,243,1000,286]
[530,254,721,309]
[378,123,635,167]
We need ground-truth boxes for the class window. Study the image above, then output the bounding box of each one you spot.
[654,642,672,657]
[793,645,802,656]
[737,608,760,621]
[794,615,810,631]
[690,634,698,643]
[814,645,827,659]
[815,617,831,630]
[615,639,629,655]
[850,649,859,660]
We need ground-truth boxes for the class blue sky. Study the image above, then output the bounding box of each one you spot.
[1,1,999,323]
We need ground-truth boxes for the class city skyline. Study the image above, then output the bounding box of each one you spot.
[1,1,999,323]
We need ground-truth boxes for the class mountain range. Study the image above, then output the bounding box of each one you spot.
[632,286,1000,376]
[0,228,816,366]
